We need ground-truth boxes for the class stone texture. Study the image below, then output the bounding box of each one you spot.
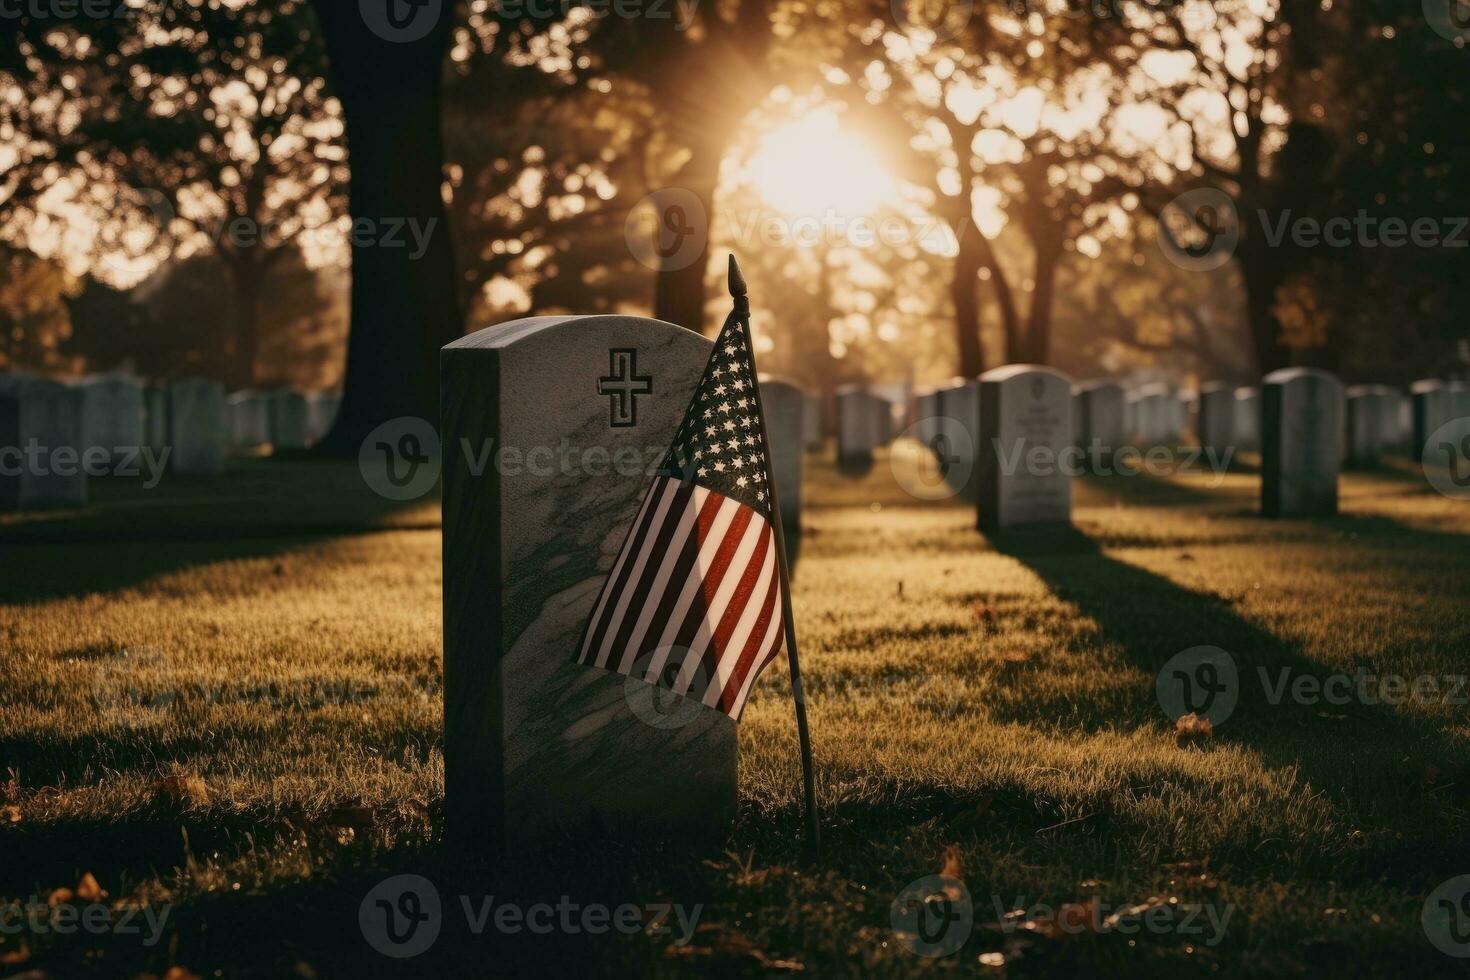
[1262,368,1343,517]
[441,314,735,854]
[978,365,1073,529]
[76,374,144,469]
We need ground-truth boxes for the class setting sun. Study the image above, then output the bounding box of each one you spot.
[747,110,899,216]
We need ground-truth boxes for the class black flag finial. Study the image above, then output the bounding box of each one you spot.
[727,254,748,313]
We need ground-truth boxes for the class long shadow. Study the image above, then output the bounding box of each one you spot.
[984,521,1469,864]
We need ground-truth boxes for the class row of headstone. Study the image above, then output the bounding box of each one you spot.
[834,385,895,468]
[0,374,88,509]
[226,387,339,450]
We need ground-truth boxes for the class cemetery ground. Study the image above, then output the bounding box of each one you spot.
[1,447,1467,978]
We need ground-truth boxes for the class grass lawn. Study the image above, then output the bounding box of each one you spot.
[1,447,1467,977]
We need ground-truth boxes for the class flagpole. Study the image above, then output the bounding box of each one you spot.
[728,255,822,861]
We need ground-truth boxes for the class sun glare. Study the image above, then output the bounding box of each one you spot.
[747,110,898,217]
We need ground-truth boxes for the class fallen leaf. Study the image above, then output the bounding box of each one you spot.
[940,844,965,882]
[47,888,74,908]
[1,805,20,824]
[76,872,107,903]
[1175,712,1214,739]
[152,773,210,808]
[1001,649,1029,664]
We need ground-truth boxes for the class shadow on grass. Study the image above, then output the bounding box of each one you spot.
[983,520,1468,869]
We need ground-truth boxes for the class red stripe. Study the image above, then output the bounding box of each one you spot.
[718,560,781,713]
[667,500,753,692]
[699,522,772,692]
[732,628,786,720]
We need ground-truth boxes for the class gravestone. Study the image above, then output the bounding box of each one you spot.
[914,387,938,446]
[835,385,885,469]
[1387,389,1412,451]
[978,365,1073,529]
[935,378,979,497]
[1262,367,1343,517]
[227,390,270,448]
[1411,380,1449,459]
[1450,381,1470,425]
[1075,381,1124,462]
[1132,383,1171,445]
[144,386,169,454]
[802,392,822,450]
[169,379,226,475]
[1196,382,1235,456]
[441,314,735,853]
[307,390,343,444]
[0,376,88,509]
[757,376,804,550]
[76,374,144,469]
[1345,385,1394,468]
[268,388,309,450]
[1233,387,1260,452]
[1176,391,1195,444]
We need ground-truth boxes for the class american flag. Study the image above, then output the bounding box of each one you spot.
[577,274,787,720]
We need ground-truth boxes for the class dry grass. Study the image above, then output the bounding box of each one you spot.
[1,448,1467,977]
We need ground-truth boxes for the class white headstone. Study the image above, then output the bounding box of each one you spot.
[801,392,822,450]
[227,390,271,448]
[0,376,87,509]
[169,378,227,475]
[440,314,735,853]
[758,376,804,549]
[144,386,169,453]
[1262,368,1343,517]
[307,390,343,444]
[1233,387,1260,452]
[76,374,144,470]
[1075,381,1124,460]
[268,388,309,451]
[835,385,885,469]
[978,365,1073,529]
[1345,384,1392,467]
[935,378,979,497]
[1196,382,1235,456]
[1132,383,1172,446]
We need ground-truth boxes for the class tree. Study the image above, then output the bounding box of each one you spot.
[309,0,462,452]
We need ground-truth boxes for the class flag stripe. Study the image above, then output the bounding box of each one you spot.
[696,521,772,701]
[706,539,778,712]
[673,507,761,695]
[728,626,786,720]
[640,493,736,685]
[613,484,707,674]
[604,480,697,668]
[712,556,781,713]
[584,477,680,667]
[578,479,660,663]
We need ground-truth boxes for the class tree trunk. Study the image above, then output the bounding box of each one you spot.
[225,258,264,390]
[651,130,721,334]
[310,1,461,456]
[1026,238,1062,364]
[1237,241,1293,374]
[950,226,985,378]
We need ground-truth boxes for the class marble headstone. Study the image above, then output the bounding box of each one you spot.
[144,386,169,454]
[1075,381,1124,460]
[1345,384,1389,468]
[1196,382,1235,456]
[228,390,271,448]
[1233,387,1260,452]
[76,374,144,469]
[757,376,805,550]
[268,388,309,450]
[307,390,343,444]
[978,365,1073,529]
[0,376,87,509]
[935,378,980,497]
[1262,368,1343,517]
[169,378,227,475]
[441,314,735,853]
[801,392,822,450]
[835,385,885,469]
[1411,380,1449,459]
[1132,383,1172,446]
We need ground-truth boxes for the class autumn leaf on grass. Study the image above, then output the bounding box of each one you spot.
[77,872,108,903]
[663,923,804,972]
[152,772,210,808]
[0,805,20,825]
[1175,712,1213,740]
